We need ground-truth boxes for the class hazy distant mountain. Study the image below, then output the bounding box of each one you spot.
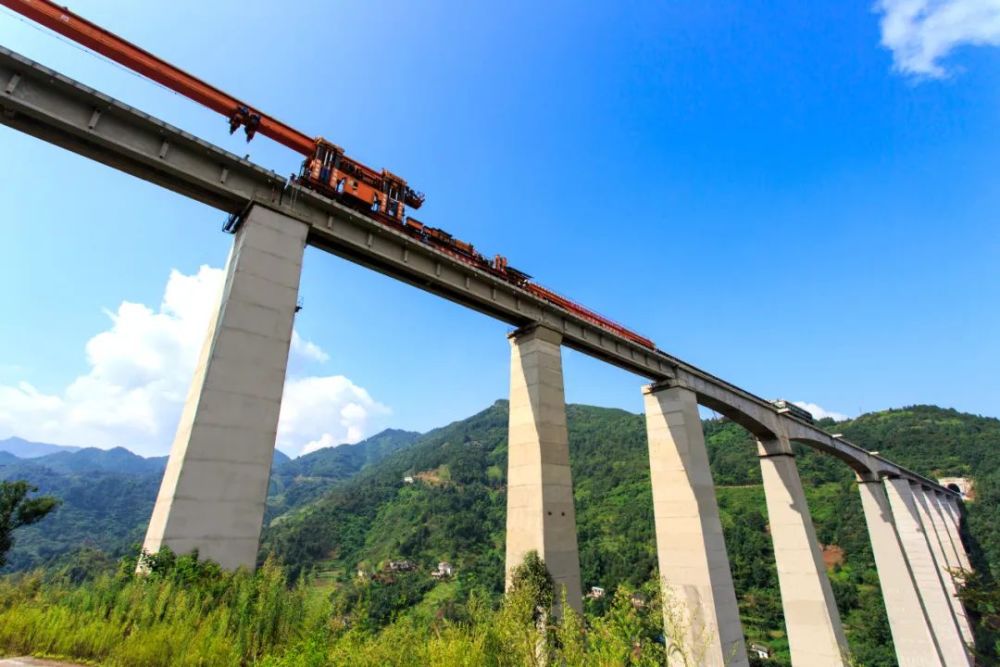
[0,437,81,458]
[0,440,290,475]
[32,447,165,475]
[1,430,419,571]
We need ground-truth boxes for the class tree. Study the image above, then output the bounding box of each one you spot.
[0,480,59,568]
[509,550,555,620]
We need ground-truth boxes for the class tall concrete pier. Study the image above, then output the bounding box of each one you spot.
[643,382,748,666]
[504,324,582,611]
[142,206,308,570]
[884,477,972,667]
[936,493,973,572]
[913,485,975,646]
[857,477,944,666]
[757,435,848,666]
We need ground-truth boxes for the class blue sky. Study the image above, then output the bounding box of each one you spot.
[1,1,998,456]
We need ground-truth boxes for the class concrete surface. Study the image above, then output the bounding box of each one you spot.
[142,206,308,570]
[913,485,974,645]
[858,479,944,666]
[933,491,973,572]
[885,478,972,666]
[643,382,748,667]
[504,324,582,612]
[758,436,849,666]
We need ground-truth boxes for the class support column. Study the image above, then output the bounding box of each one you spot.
[928,492,965,570]
[142,206,308,570]
[884,478,972,666]
[934,492,972,573]
[913,485,975,646]
[857,478,944,666]
[505,324,582,612]
[643,382,748,667]
[757,435,848,666]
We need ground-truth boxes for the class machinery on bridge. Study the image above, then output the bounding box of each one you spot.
[772,400,815,424]
[1,0,655,351]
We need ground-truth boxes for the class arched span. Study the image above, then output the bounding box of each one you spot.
[671,369,783,440]
[782,419,883,477]
[671,368,917,482]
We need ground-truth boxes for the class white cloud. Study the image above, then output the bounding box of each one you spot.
[0,266,387,457]
[281,377,389,455]
[793,401,850,422]
[290,330,330,364]
[876,0,1000,77]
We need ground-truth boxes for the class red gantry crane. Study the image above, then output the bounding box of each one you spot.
[0,0,656,350]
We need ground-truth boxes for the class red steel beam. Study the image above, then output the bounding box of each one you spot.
[0,0,316,155]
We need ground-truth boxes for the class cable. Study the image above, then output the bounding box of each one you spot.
[0,6,190,101]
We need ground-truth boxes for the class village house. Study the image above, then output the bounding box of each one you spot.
[430,561,454,579]
[387,560,416,572]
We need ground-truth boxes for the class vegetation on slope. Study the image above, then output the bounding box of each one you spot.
[0,550,672,667]
[3,402,1000,665]
[0,481,59,568]
[262,401,1000,665]
[0,431,416,571]
[267,429,420,520]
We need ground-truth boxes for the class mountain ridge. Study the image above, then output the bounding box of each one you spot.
[0,436,81,458]
[0,427,423,572]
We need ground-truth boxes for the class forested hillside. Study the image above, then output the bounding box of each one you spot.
[262,402,1000,665]
[3,403,998,664]
[0,434,412,571]
[0,451,162,571]
[267,429,419,520]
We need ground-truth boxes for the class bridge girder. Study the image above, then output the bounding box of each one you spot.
[0,45,952,496]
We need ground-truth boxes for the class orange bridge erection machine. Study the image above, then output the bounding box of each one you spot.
[1,0,655,349]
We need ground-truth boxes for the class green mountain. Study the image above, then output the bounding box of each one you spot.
[5,403,998,665]
[22,446,164,475]
[0,465,162,572]
[0,431,416,572]
[0,436,80,458]
[267,429,420,520]
[261,401,1000,666]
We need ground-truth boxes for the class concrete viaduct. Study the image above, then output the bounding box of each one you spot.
[0,45,976,666]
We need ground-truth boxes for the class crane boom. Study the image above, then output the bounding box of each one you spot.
[1,0,316,155]
[1,0,659,348]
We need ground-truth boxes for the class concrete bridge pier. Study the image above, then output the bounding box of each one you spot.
[933,491,972,572]
[642,382,748,667]
[913,485,975,646]
[857,477,944,666]
[757,435,848,666]
[884,478,973,666]
[927,491,964,569]
[504,324,583,612]
[142,205,308,570]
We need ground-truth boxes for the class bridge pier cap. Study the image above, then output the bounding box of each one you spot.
[507,322,563,345]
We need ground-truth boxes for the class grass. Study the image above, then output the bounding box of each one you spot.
[0,550,672,667]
